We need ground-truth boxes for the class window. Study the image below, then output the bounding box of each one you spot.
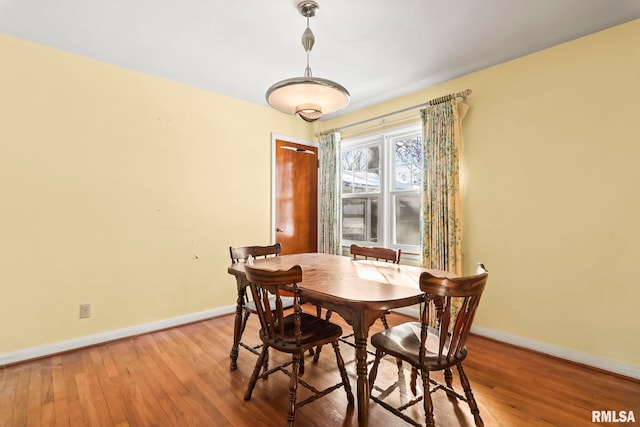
[341,124,422,254]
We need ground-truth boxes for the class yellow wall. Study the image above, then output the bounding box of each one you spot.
[0,35,312,353]
[319,20,640,367]
[2,19,639,369]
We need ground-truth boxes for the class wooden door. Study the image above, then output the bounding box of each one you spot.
[275,139,318,254]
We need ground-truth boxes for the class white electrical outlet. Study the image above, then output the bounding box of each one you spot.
[79,303,91,319]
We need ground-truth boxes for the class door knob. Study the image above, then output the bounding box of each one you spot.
[276,227,284,232]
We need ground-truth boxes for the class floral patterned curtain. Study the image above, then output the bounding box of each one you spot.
[318,132,342,254]
[421,98,469,275]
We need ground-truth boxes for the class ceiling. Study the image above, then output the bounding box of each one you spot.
[1,0,638,118]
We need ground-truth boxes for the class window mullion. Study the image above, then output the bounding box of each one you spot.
[381,137,390,248]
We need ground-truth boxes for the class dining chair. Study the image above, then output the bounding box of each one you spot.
[243,264,354,427]
[368,263,489,427]
[313,243,402,362]
[229,243,293,372]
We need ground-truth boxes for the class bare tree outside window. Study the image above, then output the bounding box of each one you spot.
[394,135,422,190]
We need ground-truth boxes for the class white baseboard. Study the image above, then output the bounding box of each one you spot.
[0,306,236,366]
[391,308,639,380]
[4,306,639,380]
[470,326,640,380]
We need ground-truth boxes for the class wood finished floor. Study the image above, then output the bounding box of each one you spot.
[1,310,638,426]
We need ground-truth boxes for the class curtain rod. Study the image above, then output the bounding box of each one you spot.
[318,89,472,137]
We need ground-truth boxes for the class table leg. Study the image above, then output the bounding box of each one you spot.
[230,281,246,371]
[353,317,371,427]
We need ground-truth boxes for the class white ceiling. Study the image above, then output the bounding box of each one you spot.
[1,0,638,118]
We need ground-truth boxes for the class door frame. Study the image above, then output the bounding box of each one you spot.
[270,133,319,245]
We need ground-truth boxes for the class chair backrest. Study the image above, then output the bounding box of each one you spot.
[418,263,488,363]
[350,244,401,264]
[229,242,282,263]
[244,264,303,349]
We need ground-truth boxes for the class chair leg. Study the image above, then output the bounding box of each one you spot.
[456,364,484,427]
[312,306,326,362]
[332,341,354,405]
[244,345,269,401]
[410,366,418,396]
[239,310,251,339]
[368,349,383,393]
[262,347,269,376]
[420,369,436,427]
[286,353,301,427]
[393,356,404,372]
[444,368,453,388]
[380,314,390,330]
[313,343,323,363]
[312,310,334,363]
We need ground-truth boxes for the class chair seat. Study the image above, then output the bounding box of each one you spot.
[260,312,343,352]
[370,322,466,370]
[245,296,294,313]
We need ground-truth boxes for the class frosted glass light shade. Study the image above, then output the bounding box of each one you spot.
[266,76,350,122]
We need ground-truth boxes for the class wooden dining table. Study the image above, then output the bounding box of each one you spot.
[227,252,455,427]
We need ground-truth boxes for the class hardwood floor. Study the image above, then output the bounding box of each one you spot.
[1,310,638,426]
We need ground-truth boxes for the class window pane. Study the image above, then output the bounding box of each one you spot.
[365,169,380,192]
[367,146,379,169]
[342,150,353,169]
[342,197,378,242]
[342,198,365,241]
[343,150,358,170]
[395,165,411,190]
[343,149,364,194]
[411,164,422,188]
[342,151,352,194]
[394,135,423,190]
[370,198,378,242]
[354,179,367,193]
[395,195,421,246]
[342,149,366,173]
[355,149,366,170]
[342,170,354,193]
[343,147,380,194]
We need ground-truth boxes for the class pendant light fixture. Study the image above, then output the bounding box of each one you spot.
[266,1,350,122]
